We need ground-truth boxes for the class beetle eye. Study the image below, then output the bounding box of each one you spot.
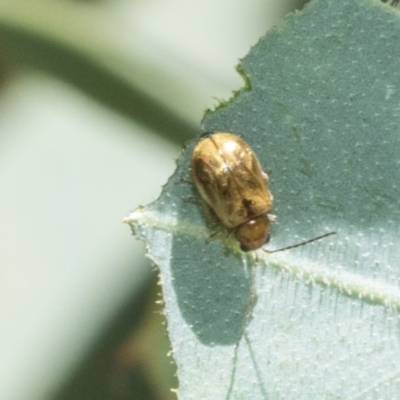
[240,244,251,252]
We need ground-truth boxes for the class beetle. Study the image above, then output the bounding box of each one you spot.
[191,131,335,252]
[191,132,274,251]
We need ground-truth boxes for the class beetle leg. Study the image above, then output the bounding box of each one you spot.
[174,172,194,185]
[182,195,202,203]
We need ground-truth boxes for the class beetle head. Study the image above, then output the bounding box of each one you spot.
[234,214,271,252]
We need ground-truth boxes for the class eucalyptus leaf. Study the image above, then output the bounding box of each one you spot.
[126,0,400,398]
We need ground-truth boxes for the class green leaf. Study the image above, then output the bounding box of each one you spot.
[126,0,400,398]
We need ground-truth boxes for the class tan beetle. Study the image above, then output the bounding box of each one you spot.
[191,132,274,251]
[191,132,335,252]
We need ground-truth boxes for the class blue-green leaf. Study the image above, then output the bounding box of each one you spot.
[127,0,400,398]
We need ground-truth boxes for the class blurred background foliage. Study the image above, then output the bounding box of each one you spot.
[0,1,309,399]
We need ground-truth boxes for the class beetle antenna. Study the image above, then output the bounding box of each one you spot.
[264,232,336,254]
